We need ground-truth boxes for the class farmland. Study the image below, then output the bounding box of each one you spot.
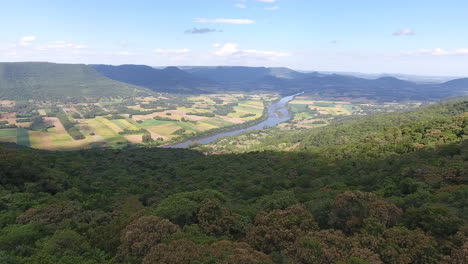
[196,95,423,153]
[0,93,276,150]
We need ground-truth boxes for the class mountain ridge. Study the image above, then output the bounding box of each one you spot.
[0,62,150,99]
[1,62,467,101]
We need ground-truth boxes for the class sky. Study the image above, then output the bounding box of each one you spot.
[1,0,468,76]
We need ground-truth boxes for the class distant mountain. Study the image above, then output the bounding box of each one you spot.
[2,62,467,101]
[317,71,463,83]
[0,62,148,99]
[185,66,273,84]
[125,65,468,100]
[92,64,217,93]
[440,78,468,88]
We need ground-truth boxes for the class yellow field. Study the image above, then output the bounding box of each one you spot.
[98,117,124,133]
[114,119,140,130]
[308,105,351,115]
[87,118,120,138]
[146,123,181,138]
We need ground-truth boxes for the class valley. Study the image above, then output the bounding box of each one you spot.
[0,94,275,150]
[2,2,468,263]
[0,92,423,150]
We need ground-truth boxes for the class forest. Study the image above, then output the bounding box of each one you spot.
[0,98,466,263]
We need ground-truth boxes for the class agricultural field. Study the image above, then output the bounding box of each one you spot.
[282,95,422,130]
[0,93,276,150]
[196,95,423,153]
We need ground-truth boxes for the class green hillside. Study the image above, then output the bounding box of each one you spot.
[0,99,466,263]
[199,99,468,155]
[0,62,150,99]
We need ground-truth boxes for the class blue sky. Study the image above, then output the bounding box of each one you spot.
[1,0,467,76]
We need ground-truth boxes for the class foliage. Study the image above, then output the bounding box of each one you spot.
[0,99,466,263]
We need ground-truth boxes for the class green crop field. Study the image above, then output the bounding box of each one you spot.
[0,128,17,144]
[16,127,30,147]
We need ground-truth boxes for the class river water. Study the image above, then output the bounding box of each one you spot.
[164,92,303,148]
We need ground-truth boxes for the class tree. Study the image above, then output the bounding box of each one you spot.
[328,191,401,234]
[143,239,207,264]
[0,223,44,254]
[16,202,83,228]
[118,216,180,262]
[209,240,274,264]
[403,206,463,238]
[443,242,468,264]
[152,189,227,226]
[246,205,318,253]
[197,200,247,238]
[371,227,440,264]
[142,134,153,143]
[254,190,299,212]
[286,230,382,264]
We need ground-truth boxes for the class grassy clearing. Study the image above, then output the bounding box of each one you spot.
[0,128,17,143]
[0,129,17,137]
[140,119,173,127]
[86,118,128,146]
[47,126,74,149]
[98,117,124,133]
[146,123,181,138]
[175,122,202,133]
[114,119,140,130]
[16,127,30,147]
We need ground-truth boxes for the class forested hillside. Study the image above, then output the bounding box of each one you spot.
[92,65,217,94]
[1,62,467,101]
[0,99,466,263]
[0,62,149,99]
[199,99,468,155]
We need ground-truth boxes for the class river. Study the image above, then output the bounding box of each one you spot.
[164,92,303,148]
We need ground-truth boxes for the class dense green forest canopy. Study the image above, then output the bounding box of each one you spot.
[0,99,467,263]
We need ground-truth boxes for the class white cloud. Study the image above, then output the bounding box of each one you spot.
[18,35,36,46]
[46,41,87,49]
[265,5,280,10]
[154,48,190,55]
[214,43,240,56]
[405,48,468,56]
[235,3,247,8]
[213,43,290,59]
[117,51,136,56]
[195,18,255,24]
[258,0,276,2]
[243,49,290,57]
[393,29,415,36]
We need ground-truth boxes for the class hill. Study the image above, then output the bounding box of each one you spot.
[2,62,467,101]
[92,64,217,93]
[0,99,466,263]
[0,62,150,100]
[184,66,307,83]
[181,66,468,101]
[198,98,468,155]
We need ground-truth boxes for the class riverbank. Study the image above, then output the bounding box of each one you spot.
[164,92,303,148]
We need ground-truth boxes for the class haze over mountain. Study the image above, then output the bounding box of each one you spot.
[0,62,148,99]
[0,62,467,101]
[92,64,217,94]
